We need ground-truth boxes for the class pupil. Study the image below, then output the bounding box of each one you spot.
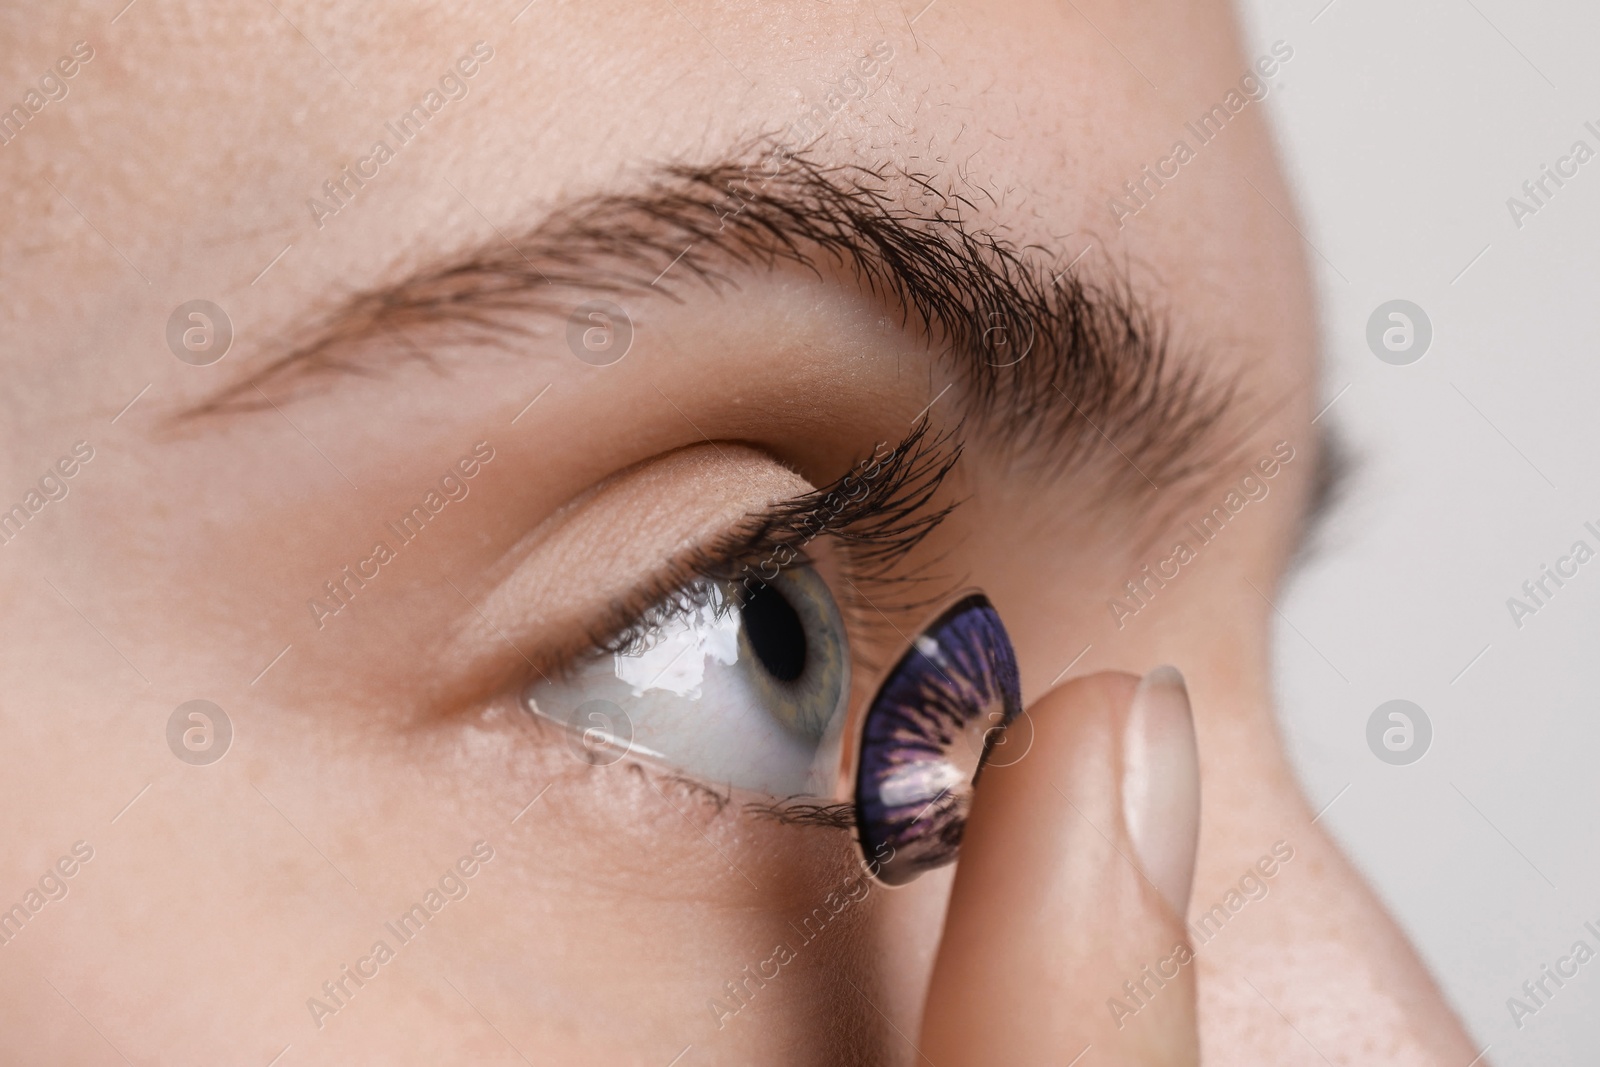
[742,583,807,683]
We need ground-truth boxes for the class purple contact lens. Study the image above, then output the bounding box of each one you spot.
[854,593,1022,886]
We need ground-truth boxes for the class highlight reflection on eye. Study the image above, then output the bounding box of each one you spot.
[523,565,850,797]
[854,594,1021,886]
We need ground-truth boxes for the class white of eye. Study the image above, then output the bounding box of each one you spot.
[524,571,850,798]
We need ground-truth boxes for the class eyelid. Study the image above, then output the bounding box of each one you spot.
[584,422,964,676]
[437,444,811,698]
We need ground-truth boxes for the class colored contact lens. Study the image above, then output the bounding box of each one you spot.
[853,593,1022,886]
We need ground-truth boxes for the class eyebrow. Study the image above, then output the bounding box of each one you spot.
[188,138,1249,501]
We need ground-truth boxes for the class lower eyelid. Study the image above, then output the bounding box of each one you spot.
[566,757,841,830]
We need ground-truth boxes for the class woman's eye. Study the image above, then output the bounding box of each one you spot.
[523,564,851,797]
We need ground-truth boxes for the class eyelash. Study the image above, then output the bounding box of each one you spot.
[558,420,964,676]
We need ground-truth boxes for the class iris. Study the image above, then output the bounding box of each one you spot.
[854,593,1022,885]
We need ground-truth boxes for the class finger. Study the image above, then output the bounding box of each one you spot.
[919,667,1202,1065]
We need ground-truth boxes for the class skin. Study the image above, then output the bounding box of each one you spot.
[0,0,1479,1063]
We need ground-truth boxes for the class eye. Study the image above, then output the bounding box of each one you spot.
[523,564,851,797]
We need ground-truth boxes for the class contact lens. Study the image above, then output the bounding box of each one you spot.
[853,593,1022,886]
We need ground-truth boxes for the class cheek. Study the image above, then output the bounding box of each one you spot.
[386,727,907,1056]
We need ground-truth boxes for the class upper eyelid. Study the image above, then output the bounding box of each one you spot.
[733,422,959,587]
[566,423,965,671]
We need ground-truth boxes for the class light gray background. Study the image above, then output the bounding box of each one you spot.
[1235,1,1599,1062]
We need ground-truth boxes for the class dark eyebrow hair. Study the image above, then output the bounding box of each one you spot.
[188,138,1248,500]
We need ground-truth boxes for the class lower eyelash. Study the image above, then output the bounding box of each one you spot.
[647,768,735,815]
[744,799,855,829]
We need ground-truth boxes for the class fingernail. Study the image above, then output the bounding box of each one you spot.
[1122,665,1200,918]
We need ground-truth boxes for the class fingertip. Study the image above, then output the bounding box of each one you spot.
[919,668,1203,1063]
